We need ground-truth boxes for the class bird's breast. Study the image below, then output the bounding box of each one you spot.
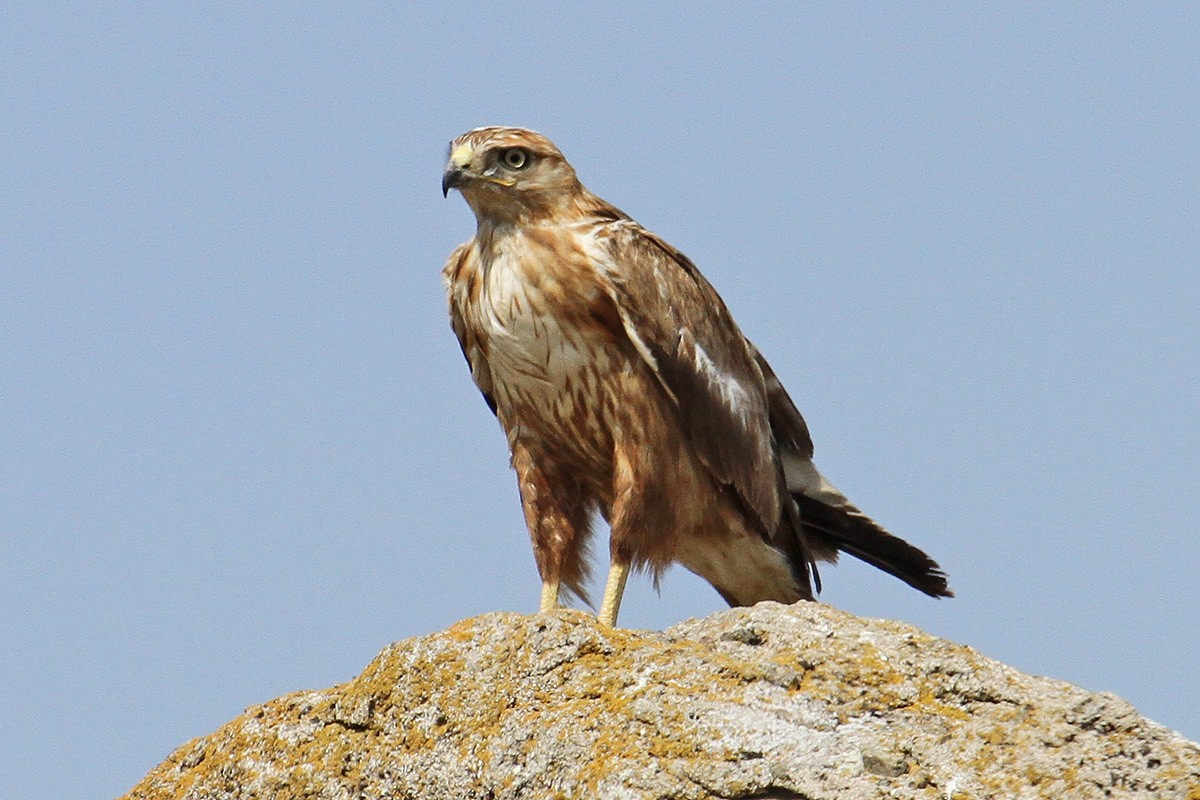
[473,228,629,458]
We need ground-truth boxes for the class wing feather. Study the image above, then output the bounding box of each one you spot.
[443,242,497,415]
[749,343,815,461]
[596,223,781,534]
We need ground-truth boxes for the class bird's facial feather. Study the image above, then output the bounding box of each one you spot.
[443,127,584,223]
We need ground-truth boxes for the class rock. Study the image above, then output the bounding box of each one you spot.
[121,603,1200,799]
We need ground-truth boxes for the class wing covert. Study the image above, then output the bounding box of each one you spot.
[596,223,782,533]
[443,242,497,415]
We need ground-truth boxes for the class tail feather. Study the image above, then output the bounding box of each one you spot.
[781,452,952,598]
[753,347,951,598]
[792,492,952,598]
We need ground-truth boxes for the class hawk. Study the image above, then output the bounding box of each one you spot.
[441,126,951,627]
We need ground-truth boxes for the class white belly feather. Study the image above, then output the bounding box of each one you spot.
[475,232,618,446]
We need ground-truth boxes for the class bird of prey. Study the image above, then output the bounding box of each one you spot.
[441,126,951,627]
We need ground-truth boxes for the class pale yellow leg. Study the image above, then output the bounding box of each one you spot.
[597,561,630,628]
[539,579,560,613]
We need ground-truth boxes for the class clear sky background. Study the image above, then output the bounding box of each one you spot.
[3,5,1197,798]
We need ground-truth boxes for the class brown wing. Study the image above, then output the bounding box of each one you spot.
[443,242,496,415]
[596,222,782,535]
[749,343,815,461]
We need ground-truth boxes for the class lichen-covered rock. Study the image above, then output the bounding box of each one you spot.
[123,603,1200,800]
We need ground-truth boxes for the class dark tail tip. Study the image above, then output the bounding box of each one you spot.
[793,492,953,598]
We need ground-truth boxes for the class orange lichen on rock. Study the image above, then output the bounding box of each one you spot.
[123,603,1200,800]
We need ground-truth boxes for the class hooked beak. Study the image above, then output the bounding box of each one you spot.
[441,167,465,198]
[442,143,475,197]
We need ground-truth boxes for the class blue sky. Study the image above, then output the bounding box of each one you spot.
[2,5,1197,797]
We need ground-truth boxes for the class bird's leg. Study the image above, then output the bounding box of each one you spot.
[539,579,560,613]
[512,442,590,616]
[597,560,629,627]
[600,437,655,628]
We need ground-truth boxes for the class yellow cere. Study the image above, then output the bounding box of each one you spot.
[450,144,475,168]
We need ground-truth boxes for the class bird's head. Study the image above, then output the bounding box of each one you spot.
[442,127,586,225]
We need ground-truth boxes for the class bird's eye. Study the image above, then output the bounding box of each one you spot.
[501,148,528,169]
